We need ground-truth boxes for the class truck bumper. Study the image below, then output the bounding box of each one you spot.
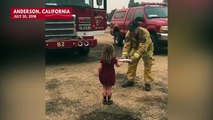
[157,33,168,41]
[45,39,97,49]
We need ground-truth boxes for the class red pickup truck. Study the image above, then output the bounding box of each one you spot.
[110,3,168,53]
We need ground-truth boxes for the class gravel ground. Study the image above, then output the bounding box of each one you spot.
[45,29,168,120]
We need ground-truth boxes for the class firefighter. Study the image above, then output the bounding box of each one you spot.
[121,20,154,91]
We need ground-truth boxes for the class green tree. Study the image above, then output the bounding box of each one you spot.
[128,0,143,7]
[134,2,140,7]
[128,0,135,8]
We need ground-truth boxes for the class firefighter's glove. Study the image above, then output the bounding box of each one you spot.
[121,55,128,59]
[129,54,139,63]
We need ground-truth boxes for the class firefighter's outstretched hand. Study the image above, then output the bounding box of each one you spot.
[120,55,127,59]
[127,57,135,63]
[127,58,133,63]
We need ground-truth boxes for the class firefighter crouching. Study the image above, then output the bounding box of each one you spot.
[121,20,154,91]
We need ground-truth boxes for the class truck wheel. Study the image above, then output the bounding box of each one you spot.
[151,34,159,54]
[114,31,123,46]
[78,47,90,56]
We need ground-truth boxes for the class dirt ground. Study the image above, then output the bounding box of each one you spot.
[45,29,168,120]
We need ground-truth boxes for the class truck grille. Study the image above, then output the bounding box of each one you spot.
[45,15,76,39]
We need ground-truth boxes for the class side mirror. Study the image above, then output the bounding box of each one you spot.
[97,0,103,6]
[135,17,144,22]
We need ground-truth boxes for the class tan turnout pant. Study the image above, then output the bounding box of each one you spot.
[126,55,154,84]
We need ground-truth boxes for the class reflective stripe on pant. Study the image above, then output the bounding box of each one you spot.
[126,55,154,83]
[142,55,154,84]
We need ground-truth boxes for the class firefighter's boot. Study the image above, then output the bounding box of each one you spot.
[144,84,151,91]
[122,81,134,87]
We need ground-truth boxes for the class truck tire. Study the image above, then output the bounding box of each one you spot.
[114,31,123,46]
[151,34,159,54]
[78,47,90,56]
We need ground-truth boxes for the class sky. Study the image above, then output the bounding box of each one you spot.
[107,0,163,13]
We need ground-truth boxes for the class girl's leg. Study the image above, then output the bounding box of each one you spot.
[107,86,113,104]
[107,86,112,98]
[102,86,107,104]
[102,85,107,97]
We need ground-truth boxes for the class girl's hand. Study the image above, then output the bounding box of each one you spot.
[118,61,123,66]
[116,60,123,67]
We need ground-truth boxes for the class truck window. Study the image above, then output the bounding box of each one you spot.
[46,0,93,7]
[93,0,105,9]
[145,7,168,19]
[46,0,103,9]
[114,11,126,19]
[133,8,144,20]
[127,9,135,21]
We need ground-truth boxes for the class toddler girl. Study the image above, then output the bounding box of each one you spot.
[98,44,122,105]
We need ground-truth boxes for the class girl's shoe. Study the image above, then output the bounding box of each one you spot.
[103,99,107,105]
[107,100,113,105]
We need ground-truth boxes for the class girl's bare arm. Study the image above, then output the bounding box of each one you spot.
[98,63,102,74]
[116,61,123,67]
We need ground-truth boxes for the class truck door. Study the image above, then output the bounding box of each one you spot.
[133,8,146,28]
[92,0,107,34]
[124,8,136,33]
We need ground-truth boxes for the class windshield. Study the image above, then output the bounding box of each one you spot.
[145,7,168,19]
[46,0,93,7]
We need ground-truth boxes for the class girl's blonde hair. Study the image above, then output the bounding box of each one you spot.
[102,44,115,63]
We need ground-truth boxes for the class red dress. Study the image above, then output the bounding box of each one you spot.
[99,57,117,86]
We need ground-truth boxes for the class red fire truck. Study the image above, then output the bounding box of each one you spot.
[45,0,107,56]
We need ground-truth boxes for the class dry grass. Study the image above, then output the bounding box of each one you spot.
[45,29,168,120]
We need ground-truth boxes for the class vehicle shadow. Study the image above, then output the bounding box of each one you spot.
[45,44,167,66]
[155,48,168,56]
[45,51,100,66]
[45,43,123,66]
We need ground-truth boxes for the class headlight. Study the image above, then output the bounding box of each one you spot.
[160,26,168,32]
